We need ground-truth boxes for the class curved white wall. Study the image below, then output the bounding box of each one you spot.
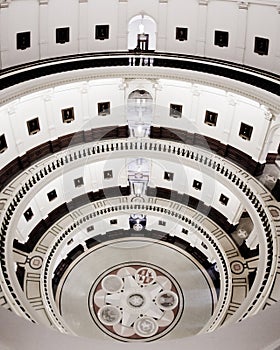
[0,0,280,74]
[0,77,275,171]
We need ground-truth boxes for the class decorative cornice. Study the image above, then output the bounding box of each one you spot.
[0,0,10,9]
[198,0,208,5]
[238,1,249,9]
[39,0,48,4]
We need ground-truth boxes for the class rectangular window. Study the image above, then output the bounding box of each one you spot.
[95,25,109,40]
[56,27,70,44]
[239,122,253,140]
[110,219,118,225]
[24,208,33,222]
[27,118,40,135]
[98,102,110,116]
[214,30,229,47]
[164,171,174,181]
[219,194,229,206]
[62,107,75,123]
[0,134,7,153]
[104,170,113,179]
[87,225,94,232]
[193,180,202,190]
[47,190,57,202]
[204,110,218,126]
[170,104,182,118]
[254,37,269,56]
[158,220,166,226]
[176,27,188,41]
[74,177,84,187]
[16,31,31,50]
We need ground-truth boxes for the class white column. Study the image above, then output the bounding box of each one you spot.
[195,0,208,56]
[38,0,49,60]
[78,0,89,53]
[7,104,23,156]
[223,93,237,144]
[189,85,201,132]
[43,92,57,140]
[117,0,128,50]
[235,2,248,63]
[80,83,90,128]
[231,202,244,226]
[257,107,274,163]
[157,0,168,51]
[274,6,280,80]
[152,81,163,126]
[0,3,9,68]
[245,227,258,249]
[117,79,127,124]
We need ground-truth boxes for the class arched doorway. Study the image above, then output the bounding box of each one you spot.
[127,14,157,51]
[127,89,153,137]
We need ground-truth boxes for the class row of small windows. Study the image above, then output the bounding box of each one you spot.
[0,109,253,155]
[176,27,269,55]
[0,105,253,155]
[23,184,229,223]
[16,25,109,50]
[170,104,254,141]
[17,26,269,56]
[23,171,113,221]
[0,103,111,153]
[164,171,230,205]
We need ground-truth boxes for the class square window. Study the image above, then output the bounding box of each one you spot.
[104,170,113,179]
[87,225,94,232]
[47,190,57,202]
[16,31,31,50]
[0,134,7,153]
[74,177,84,187]
[62,107,75,123]
[24,208,33,222]
[56,27,70,44]
[239,122,253,140]
[95,25,109,40]
[214,30,229,47]
[170,104,182,118]
[27,118,40,135]
[164,171,174,181]
[219,194,229,206]
[254,37,269,56]
[110,219,117,225]
[193,180,202,190]
[176,27,188,41]
[158,220,166,226]
[98,102,110,116]
[204,110,218,126]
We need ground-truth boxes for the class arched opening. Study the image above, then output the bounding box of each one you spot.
[127,14,157,51]
[127,89,153,137]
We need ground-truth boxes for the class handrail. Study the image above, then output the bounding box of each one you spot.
[0,138,279,324]
[41,199,231,333]
[0,51,279,96]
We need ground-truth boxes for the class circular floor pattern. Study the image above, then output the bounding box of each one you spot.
[58,238,217,341]
[89,263,183,341]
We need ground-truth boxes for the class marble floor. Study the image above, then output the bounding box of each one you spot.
[58,238,216,342]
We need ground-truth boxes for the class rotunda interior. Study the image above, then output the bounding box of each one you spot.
[0,0,279,349]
